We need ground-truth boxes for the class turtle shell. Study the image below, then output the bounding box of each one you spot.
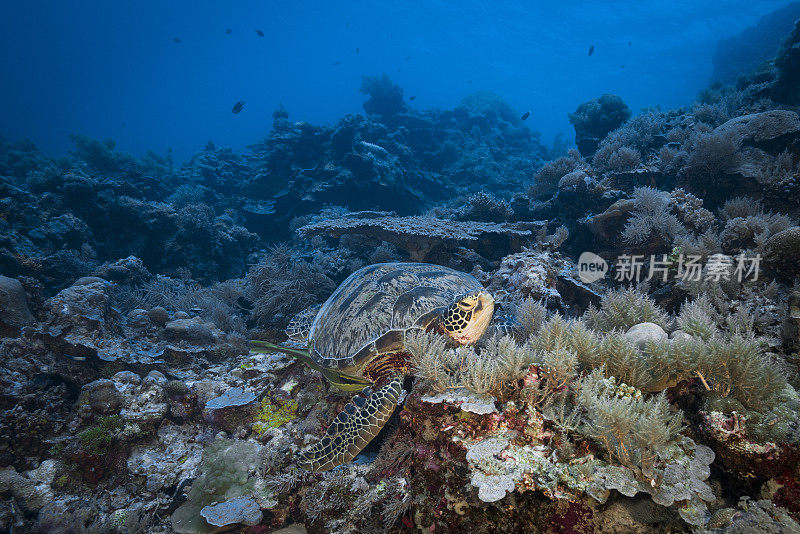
[309,262,483,373]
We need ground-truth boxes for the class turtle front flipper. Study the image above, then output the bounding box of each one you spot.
[286,304,321,342]
[299,375,404,472]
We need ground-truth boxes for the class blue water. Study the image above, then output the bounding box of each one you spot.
[0,0,792,161]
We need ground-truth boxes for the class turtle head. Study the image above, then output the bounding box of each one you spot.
[442,291,495,345]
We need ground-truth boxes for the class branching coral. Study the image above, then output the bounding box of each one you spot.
[406,330,534,394]
[455,191,514,222]
[576,369,683,476]
[245,244,335,328]
[527,149,585,198]
[621,187,687,247]
[114,275,249,332]
[514,298,548,339]
[583,287,671,333]
[685,130,741,182]
[593,143,641,173]
[676,295,718,340]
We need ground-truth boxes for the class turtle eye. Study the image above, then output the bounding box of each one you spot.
[457,295,478,310]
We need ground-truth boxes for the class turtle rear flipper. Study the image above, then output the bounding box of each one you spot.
[286,304,321,342]
[299,376,404,472]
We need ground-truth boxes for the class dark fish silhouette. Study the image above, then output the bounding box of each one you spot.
[226,28,232,35]
[333,61,342,65]
[122,122,126,127]
[628,41,632,46]
[255,29,264,37]
[405,55,411,61]
[409,96,416,101]
[521,111,531,121]
[232,100,245,114]
[588,45,595,56]
[173,37,182,43]
[356,47,360,54]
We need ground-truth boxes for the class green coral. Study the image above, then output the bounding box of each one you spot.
[252,397,298,435]
[78,415,123,455]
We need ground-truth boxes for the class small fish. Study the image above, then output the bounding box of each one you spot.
[173,37,182,43]
[333,61,342,65]
[226,28,232,35]
[232,100,245,114]
[588,45,595,56]
[521,111,531,121]
[405,55,411,61]
[63,354,87,362]
[255,29,264,37]
[122,122,126,127]
[409,95,416,101]
[356,47,360,54]
[628,41,632,46]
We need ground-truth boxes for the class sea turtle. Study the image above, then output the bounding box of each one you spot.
[251,262,495,472]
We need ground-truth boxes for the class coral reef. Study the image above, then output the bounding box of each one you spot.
[2,23,800,534]
[569,94,632,157]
